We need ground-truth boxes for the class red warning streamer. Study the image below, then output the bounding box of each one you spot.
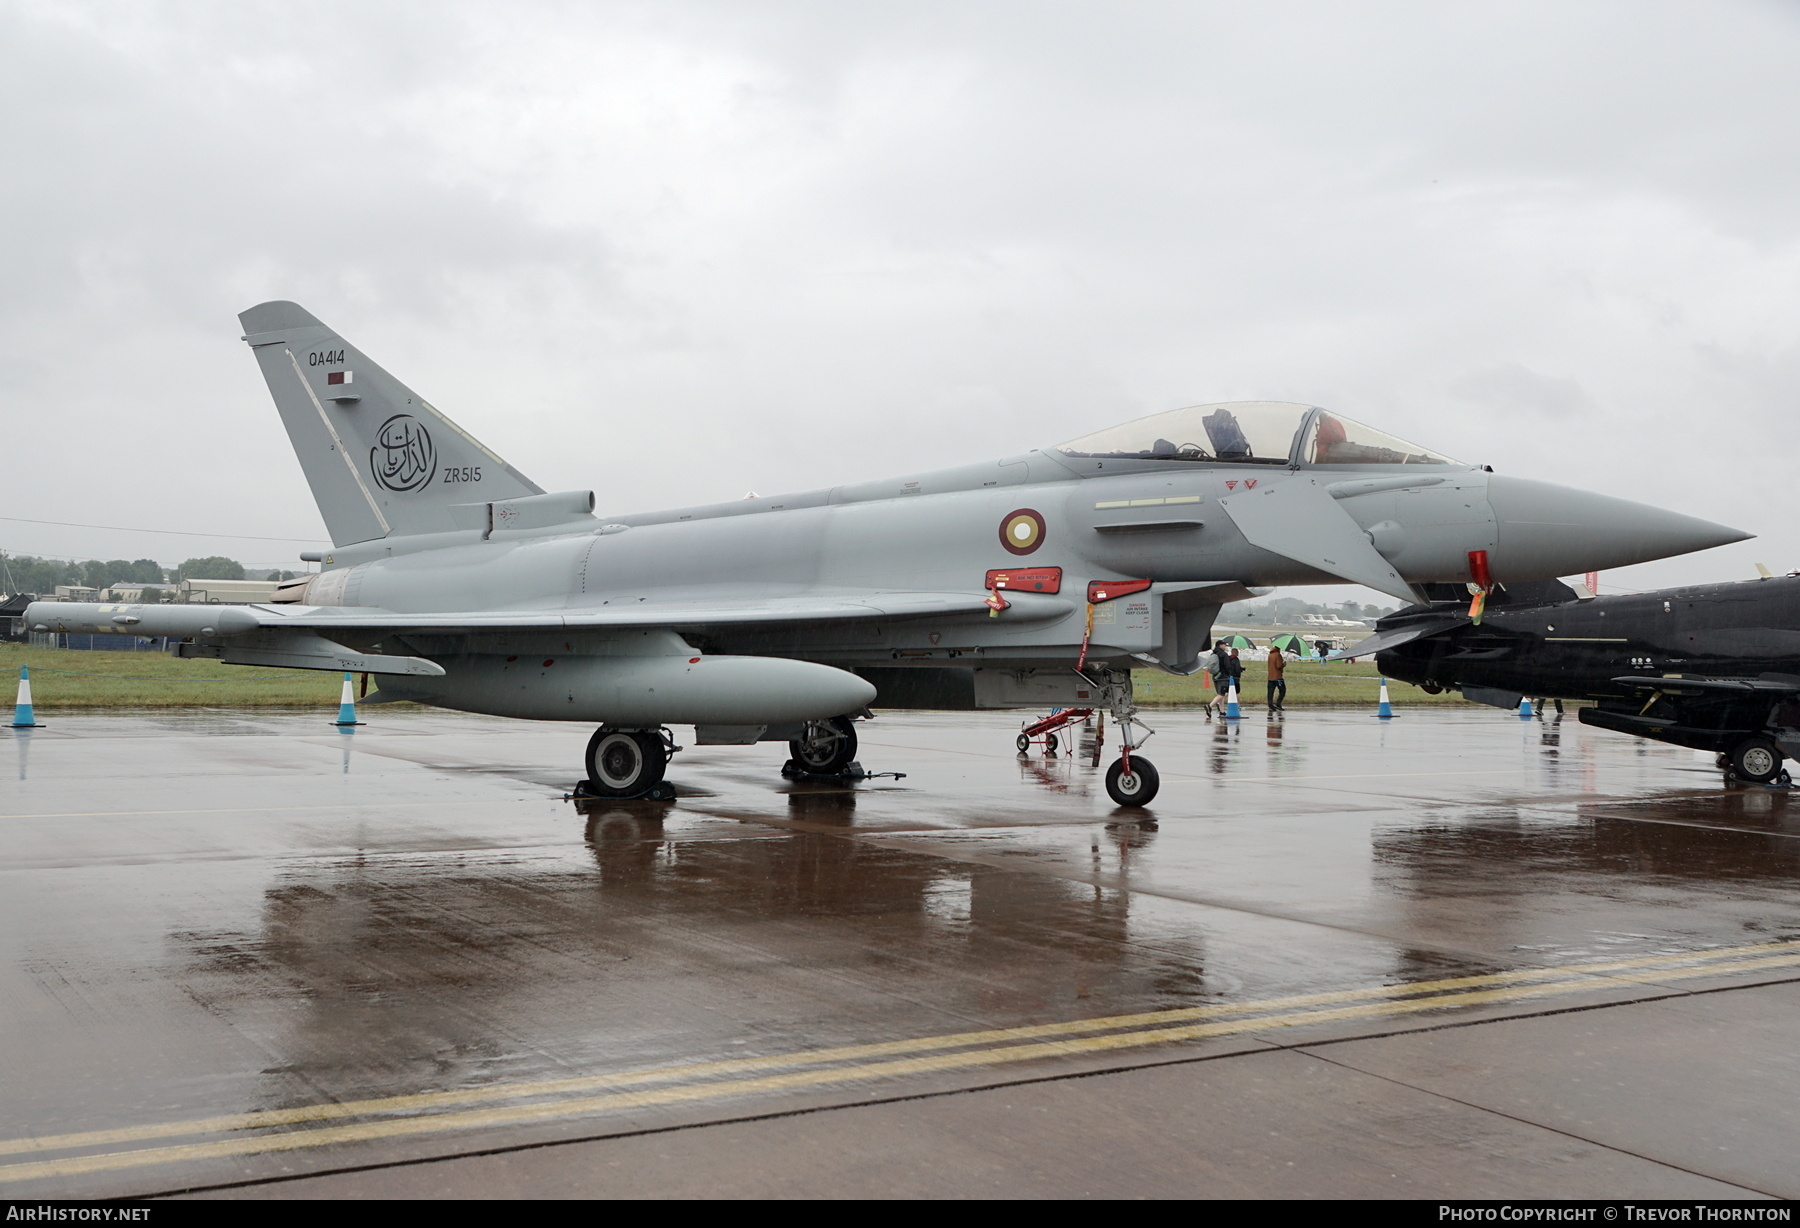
[1466,550,1493,624]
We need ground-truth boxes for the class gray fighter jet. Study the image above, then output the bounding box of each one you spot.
[26,302,1749,805]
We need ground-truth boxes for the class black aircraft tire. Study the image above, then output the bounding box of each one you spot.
[1106,757,1160,807]
[585,729,668,797]
[1729,738,1783,785]
[790,717,858,775]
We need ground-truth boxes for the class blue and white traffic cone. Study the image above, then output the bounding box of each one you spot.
[1375,677,1395,719]
[10,666,43,728]
[333,672,364,728]
[1226,679,1241,720]
[1518,696,1534,719]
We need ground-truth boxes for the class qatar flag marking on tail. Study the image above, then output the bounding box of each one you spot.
[326,371,354,386]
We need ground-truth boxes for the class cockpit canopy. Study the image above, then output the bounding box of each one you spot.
[1053,401,1460,467]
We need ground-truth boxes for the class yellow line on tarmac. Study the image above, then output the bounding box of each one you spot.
[5,948,1799,1186]
[3,937,1793,1160]
[3,941,1797,1183]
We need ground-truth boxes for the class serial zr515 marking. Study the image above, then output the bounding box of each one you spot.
[444,466,482,483]
[307,349,346,366]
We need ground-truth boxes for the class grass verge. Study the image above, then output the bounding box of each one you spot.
[1,644,349,708]
[1134,659,1463,708]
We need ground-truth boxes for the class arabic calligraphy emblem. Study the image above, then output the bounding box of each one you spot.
[370,414,436,493]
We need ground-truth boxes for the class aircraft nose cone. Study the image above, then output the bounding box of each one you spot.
[1485,474,1751,578]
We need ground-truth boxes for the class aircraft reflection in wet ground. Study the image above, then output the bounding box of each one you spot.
[164,798,1202,1126]
[5,708,1800,1197]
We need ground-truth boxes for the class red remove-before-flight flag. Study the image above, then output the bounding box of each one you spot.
[1585,571,1599,597]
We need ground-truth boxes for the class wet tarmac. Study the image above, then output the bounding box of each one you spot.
[3,705,1798,1199]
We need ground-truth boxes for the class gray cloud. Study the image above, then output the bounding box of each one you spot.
[2,0,1797,593]
[1448,362,1597,419]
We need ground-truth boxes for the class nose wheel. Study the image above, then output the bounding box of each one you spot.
[1105,757,1159,805]
[1089,668,1159,807]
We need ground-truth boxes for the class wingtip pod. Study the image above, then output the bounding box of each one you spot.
[1484,475,1752,579]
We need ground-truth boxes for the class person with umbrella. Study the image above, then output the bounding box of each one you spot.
[1268,633,1309,710]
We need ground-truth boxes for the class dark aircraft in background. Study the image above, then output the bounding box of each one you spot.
[1357,575,1800,785]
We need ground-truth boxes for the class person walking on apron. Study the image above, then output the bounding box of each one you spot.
[1207,641,1231,719]
[1225,647,1245,707]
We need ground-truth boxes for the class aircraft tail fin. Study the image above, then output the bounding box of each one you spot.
[238,301,543,546]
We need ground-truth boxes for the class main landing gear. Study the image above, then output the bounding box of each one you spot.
[583,727,680,800]
[1091,668,1159,807]
[578,715,875,799]
[785,716,859,776]
[1722,737,1792,787]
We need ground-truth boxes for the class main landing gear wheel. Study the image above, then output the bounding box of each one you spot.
[1106,757,1159,806]
[585,728,668,797]
[1726,737,1784,785]
[790,716,858,775]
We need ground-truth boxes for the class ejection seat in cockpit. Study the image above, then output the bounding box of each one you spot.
[1052,401,1460,469]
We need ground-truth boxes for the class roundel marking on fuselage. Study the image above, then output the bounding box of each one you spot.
[1000,509,1046,556]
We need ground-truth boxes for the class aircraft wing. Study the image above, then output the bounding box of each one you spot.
[1608,674,1800,695]
[25,591,1065,639]
[1326,617,1467,660]
[25,591,1067,679]
[268,591,1036,631]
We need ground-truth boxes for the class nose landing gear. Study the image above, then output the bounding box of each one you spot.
[1092,668,1159,807]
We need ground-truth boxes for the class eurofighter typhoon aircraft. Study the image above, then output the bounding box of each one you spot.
[27,302,1749,805]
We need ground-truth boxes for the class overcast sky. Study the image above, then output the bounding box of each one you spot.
[3,0,1798,601]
